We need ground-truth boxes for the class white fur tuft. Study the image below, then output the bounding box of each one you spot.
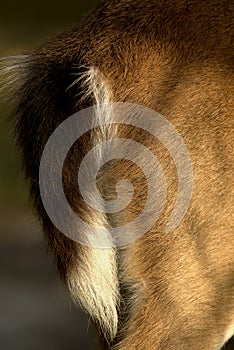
[0,55,30,99]
[68,66,119,340]
[69,247,119,340]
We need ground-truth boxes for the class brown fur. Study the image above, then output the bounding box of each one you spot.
[1,0,233,349]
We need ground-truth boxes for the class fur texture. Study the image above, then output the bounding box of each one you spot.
[67,66,119,340]
[1,1,233,349]
[0,55,31,99]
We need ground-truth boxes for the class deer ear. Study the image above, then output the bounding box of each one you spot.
[1,53,119,341]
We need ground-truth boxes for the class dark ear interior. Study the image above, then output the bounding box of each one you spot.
[8,56,97,216]
[1,54,93,276]
[8,56,92,180]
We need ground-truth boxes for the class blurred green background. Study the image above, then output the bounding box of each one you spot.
[0,1,100,350]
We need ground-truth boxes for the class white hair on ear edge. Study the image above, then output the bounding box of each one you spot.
[68,66,120,340]
[0,55,30,100]
[68,65,113,137]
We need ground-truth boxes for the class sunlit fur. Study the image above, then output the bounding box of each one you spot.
[1,1,233,349]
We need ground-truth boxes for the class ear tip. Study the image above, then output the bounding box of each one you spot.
[0,54,31,102]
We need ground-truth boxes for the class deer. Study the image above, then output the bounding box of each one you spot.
[0,0,233,349]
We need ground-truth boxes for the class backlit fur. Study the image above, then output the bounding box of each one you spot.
[1,1,233,349]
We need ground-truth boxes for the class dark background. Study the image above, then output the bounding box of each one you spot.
[0,0,233,349]
[0,1,100,350]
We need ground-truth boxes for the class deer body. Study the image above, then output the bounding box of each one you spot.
[1,1,233,349]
